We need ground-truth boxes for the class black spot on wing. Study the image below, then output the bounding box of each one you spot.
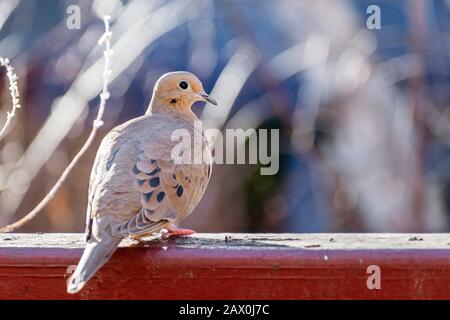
[143,191,153,202]
[137,179,146,186]
[132,164,140,175]
[85,217,93,242]
[149,177,160,187]
[157,192,165,202]
[106,149,119,171]
[176,185,183,197]
[148,167,161,176]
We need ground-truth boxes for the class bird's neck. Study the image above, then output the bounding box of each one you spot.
[146,96,198,121]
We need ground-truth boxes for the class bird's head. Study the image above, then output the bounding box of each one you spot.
[150,71,217,112]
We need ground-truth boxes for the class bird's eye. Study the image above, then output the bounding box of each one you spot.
[179,80,188,90]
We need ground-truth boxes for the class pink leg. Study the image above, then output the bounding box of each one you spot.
[163,224,196,238]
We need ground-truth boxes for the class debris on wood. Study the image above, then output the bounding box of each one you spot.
[304,244,321,248]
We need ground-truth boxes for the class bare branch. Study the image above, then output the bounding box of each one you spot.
[0,57,21,140]
[0,15,113,233]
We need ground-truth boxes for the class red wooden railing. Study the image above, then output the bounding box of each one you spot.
[1,233,450,299]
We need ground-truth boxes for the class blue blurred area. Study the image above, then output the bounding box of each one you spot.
[0,0,448,232]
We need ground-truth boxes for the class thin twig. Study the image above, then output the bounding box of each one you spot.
[0,15,113,233]
[0,57,21,140]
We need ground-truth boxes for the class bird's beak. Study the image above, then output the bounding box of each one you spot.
[199,92,217,105]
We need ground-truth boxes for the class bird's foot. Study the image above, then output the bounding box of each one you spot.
[162,224,195,239]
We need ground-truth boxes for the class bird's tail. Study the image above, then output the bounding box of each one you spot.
[67,237,121,294]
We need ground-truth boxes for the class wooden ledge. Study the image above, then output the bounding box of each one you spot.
[1,233,450,299]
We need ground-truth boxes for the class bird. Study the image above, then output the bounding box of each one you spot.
[67,71,217,294]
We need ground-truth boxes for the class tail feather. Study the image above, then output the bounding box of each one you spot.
[67,237,121,294]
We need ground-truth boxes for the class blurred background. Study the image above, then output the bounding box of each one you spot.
[0,0,449,233]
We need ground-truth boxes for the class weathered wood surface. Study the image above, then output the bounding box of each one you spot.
[0,233,449,299]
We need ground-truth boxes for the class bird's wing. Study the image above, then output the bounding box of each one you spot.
[110,138,211,238]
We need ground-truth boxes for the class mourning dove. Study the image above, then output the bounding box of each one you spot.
[67,71,217,294]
